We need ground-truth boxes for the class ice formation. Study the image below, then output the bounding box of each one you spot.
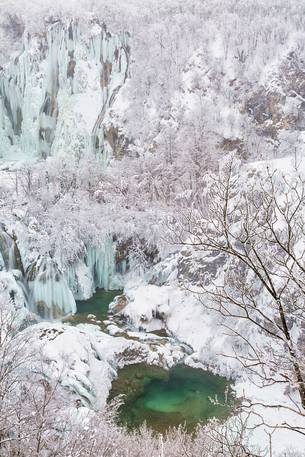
[28,257,77,319]
[0,19,129,161]
[0,20,130,318]
[0,216,125,318]
[66,238,123,302]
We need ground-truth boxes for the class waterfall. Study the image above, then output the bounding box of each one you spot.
[0,226,126,320]
[66,238,123,301]
[0,226,16,271]
[24,238,124,319]
[0,19,130,319]
[28,257,76,320]
[0,19,130,161]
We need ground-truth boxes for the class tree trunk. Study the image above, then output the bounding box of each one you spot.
[278,300,305,409]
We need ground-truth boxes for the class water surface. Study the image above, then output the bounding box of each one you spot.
[109,363,234,432]
[64,288,121,326]
[64,290,235,432]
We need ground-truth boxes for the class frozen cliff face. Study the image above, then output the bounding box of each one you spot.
[0,18,130,319]
[28,256,76,320]
[0,19,129,162]
[0,216,126,320]
[66,238,123,302]
[23,240,122,319]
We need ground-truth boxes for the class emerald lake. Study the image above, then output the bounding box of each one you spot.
[109,363,234,432]
[65,289,235,432]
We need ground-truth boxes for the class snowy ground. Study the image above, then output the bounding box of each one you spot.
[0,9,304,453]
[24,317,186,409]
[3,228,305,455]
[117,274,305,456]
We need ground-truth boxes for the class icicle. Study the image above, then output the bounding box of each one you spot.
[85,239,116,290]
[0,227,16,271]
[0,19,130,161]
[28,257,76,320]
[66,238,124,300]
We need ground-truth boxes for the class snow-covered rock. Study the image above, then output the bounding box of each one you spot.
[24,320,186,407]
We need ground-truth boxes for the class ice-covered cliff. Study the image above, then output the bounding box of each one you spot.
[0,18,129,162]
[0,19,130,318]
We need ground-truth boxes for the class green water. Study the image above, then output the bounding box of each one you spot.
[64,289,121,326]
[63,290,235,432]
[109,364,234,432]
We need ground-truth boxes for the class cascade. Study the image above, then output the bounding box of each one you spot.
[0,226,125,319]
[0,19,130,161]
[0,225,17,271]
[0,19,130,319]
[23,238,123,319]
[28,256,76,320]
[66,238,122,301]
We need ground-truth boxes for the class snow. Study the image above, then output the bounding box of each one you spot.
[0,2,305,454]
[0,19,129,162]
[24,319,186,408]
[120,272,305,454]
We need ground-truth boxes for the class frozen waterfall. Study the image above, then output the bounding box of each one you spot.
[66,238,122,302]
[0,19,130,320]
[29,257,76,320]
[27,239,123,319]
[0,19,130,161]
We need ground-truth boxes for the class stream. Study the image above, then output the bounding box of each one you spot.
[68,288,235,432]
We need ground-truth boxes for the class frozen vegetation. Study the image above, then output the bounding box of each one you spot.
[0,0,305,455]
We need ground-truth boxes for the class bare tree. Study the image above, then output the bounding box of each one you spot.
[0,290,264,456]
[0,294,74,456]
[169,155,305,432]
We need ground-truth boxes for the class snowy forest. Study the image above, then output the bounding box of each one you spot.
[0,0,305,455]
